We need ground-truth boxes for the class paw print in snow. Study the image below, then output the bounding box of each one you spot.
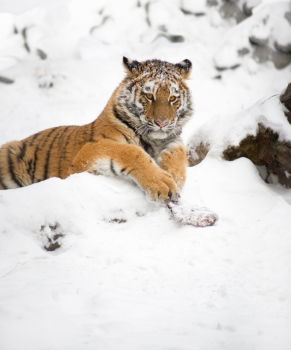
[39,222,64,251]
[35,67,66,89]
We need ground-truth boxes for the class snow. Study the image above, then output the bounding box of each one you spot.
[0,1,291,350]
[214,0,291,69]
[181,0,208,14]
[274,15,291,48]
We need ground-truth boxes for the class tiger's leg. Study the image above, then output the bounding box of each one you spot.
[158,142,188,190]
[68,140,178,201]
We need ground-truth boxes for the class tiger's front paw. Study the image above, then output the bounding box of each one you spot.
[169,169,186,191]
[140,168,179,201]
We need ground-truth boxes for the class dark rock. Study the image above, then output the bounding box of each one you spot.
[280,83,291,123]
[21,27,31,53]
[274,40,291,55]
[242,0,262,17]
[108,218,127,224]
[238,47,250,56]
[216,63,240,71]
[167,34,184,43]
[158,24,167,33]
[242,3,253,16]
[223,0,240,3]
[36,48,47,60]
[145,2,151,27]
[223,124,291,187]
[180,7,206,17]
[249,34,268,47]
[0,76,14,84]
[155,33,185,43]
[207,0,218,6]
[250,45,291,69]
[251,45,270,63]
[284,11,291,24]
[219,1,247,23]
[271,49,291,69]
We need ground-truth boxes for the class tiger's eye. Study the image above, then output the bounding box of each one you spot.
[169,95,176,102]
[145,93,154,101]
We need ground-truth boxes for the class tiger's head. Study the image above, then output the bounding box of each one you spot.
[116,57,193,141]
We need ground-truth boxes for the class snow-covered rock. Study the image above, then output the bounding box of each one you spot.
[0,0,290,74]
[214,1,291,70]
[188,84,291,186]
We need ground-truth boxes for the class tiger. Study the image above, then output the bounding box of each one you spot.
[0,57,193,201]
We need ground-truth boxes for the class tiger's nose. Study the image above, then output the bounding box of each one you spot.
[155,120,168,128]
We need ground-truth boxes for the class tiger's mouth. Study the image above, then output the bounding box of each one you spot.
[135,117,176,139]
[147,121,176,139]
[149,129,169,139]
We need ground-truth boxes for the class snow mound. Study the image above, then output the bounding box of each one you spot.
[0,173,155,249]
[1,156,291,350]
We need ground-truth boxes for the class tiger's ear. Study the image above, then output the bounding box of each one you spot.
[175,59,192,79]
[123,56,142,76]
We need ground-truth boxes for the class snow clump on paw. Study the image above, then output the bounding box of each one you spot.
[167,201,218,227]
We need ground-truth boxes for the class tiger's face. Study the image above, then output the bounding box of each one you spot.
[118,58,193,140]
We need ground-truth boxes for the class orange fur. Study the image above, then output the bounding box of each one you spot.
[159,144,188,190]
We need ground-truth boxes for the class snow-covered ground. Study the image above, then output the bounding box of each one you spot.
[0,1,291,349]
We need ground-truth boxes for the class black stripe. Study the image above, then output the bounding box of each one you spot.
[110,159,117,176]
[113,108,136,134]
[127,168,135,175]
[8,148,23,187]
[116,129,131,143]
[0,149,8,189]
[120,166,135,176]
[27,159,33,177]
[178,109,187,119]
[101,133,117,142]
[29,131,42,145]
[58,127,75,177]
[0,177,8,189]
[127,82,134,92]
[0,168,8,189]
[43,153,51,180]
[89,123,95,142]
[17,142,27,161]
[32,127,58,182]
[43,128,67,180]
[140,138,154,156]
[52,126,70,173]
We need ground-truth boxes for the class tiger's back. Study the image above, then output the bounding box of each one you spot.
[0,123,94,189]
